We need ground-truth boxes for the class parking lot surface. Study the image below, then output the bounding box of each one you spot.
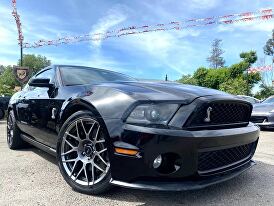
[0,120,274,206]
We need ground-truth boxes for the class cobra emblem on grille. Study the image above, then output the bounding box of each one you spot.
[204,107,213,122]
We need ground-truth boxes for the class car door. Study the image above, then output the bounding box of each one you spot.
[29,68,69,149]
[25,68,61,147]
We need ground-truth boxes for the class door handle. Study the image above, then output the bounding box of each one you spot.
[51,108,57,119]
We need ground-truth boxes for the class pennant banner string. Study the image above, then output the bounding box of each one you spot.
[11,1,273,49]
[247,65,273,74]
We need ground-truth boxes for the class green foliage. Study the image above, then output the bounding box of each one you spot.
[254,85,274,99]
[177,74,197,85]
[18,54,51,74]
[219,78,247,95]
[177,51,261,95]
[0,66,20,95]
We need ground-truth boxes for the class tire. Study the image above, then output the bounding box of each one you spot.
[7,110,27,149]
[57,110,112,195]
[0,109,4,119]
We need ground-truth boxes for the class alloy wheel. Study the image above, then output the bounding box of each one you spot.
[61,117,110,186]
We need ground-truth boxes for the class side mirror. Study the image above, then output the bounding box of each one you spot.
[29,78,54,88]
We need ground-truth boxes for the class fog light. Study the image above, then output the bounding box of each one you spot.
[153,155,162,169]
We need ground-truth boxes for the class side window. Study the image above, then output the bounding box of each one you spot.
[35,68,56,83]
[31,68,56,95]
[24,68,56,92]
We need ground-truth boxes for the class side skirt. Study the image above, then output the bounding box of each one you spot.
[21,134,57,156]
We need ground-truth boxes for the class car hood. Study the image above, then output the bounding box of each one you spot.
[92,81,233,102]
[252,103,274,114]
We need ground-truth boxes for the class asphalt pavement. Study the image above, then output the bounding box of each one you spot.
[0,120,274,206]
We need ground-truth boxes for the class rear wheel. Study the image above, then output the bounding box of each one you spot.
[7,110,26,149]
[57,110,112,195]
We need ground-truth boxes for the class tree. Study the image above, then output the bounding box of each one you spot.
[177,74,197,85]
[0,65,5,75]
[255,84,274,99]
[264,29,274,63]
[177,51,260,95]
[207,39,225,69]
[0,66,20,95]
[219,78,248,95]
[18,54,51,74]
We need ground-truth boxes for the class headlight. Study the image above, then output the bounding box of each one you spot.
[126,103,179,125]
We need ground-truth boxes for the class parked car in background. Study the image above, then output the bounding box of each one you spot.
[0,95,11,119]
[251,96,274,129]
[7,65,259,194]
[237,95,261,104]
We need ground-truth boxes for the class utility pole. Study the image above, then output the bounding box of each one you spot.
[20,43,23,66]
[246,71,249,95]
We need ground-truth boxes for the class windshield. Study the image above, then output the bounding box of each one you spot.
[60,66,135,86]
[262,97,274,104]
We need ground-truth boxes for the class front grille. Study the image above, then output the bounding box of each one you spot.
[198,141,256,174]
[184,101,252,129]
[250,116,267,123]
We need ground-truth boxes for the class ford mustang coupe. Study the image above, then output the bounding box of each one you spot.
[7,65,259,194]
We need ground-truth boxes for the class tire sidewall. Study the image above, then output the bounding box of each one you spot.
[7,110,24,149]
[57,110,112,195]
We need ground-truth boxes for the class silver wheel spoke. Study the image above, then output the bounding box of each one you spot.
[61,148,77,156]
[74,166,84,180]
[95,139,105,144]
[93,162,105,173]
[94,125,100,142]
[66,132,79,141]
[80,120,88,136]
[91,163,95,185]
[62,158,77,163]
[70,160,78,176]
[65,139,75,149]
[87,122,95,138]
[97,148,107,154]
[83,164,88,184]
[76,121,80,138]
[97,154,108,166]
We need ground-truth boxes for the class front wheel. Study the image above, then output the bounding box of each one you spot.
[57,110,112,195]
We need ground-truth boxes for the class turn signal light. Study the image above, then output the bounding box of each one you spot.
[115,148,138,156]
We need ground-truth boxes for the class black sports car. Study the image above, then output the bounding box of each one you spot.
[7,65,259,194]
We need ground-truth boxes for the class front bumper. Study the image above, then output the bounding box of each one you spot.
[110,160,255,191]
[107,122,259,191]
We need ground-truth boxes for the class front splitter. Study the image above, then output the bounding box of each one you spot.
[110,160,255,191]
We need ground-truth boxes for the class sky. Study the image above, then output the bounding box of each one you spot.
[0,0,273,81]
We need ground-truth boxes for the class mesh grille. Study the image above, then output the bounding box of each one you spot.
[198,141,256,173]
[185,101,252,129]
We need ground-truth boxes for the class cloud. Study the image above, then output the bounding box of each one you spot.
[185,0,220,10]
[90,5,128,47]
